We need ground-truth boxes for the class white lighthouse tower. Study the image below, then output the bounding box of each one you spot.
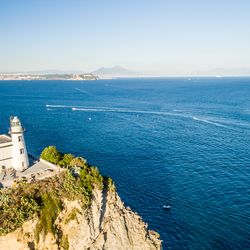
[9,116,29,171]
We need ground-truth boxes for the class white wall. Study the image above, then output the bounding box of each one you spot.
[0,143,13,168]
[11,133,29,171]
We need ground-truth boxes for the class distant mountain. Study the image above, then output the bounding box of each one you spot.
[92,66,137,76]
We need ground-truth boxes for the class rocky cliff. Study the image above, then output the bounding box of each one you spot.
[0,183,162,250]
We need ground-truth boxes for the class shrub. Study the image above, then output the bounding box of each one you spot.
[103,177,116,192]
[79,166,103,195]
[0,189,39,235]
[40,146,61,164]
[35,192,62,242]
[70,157,87,168]
[59,154,75,167]
[64,208,80,224]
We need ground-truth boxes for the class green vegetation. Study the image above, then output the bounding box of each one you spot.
[40,146,61,164]
[35,193,62,242]
[70,157,86,168]
[0,191,40,235]
[79,166,103,196]
[60,234,69,250]
[40,146,87,169]
[59,154,74,167]
[64,208,80,224]
[155,232,161,239]
[0,145,114,241]
[103,177,116,192]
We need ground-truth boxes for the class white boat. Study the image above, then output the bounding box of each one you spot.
[163,205,171,209]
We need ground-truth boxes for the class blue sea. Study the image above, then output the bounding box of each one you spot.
[0,77,249,249]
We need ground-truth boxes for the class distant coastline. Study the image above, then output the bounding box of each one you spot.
[1,66,250,80]
[0,73,98,81]
[1,71,250,81]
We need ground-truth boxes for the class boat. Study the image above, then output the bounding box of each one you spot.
[163,205,171,209]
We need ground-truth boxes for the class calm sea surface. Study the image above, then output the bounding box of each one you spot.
[0,78,249,249]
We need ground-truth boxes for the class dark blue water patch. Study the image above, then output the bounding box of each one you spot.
[0,78,250,249]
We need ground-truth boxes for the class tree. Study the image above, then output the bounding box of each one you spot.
[59,154,74,167]
[70,157,87,168]
[40,146,61,164]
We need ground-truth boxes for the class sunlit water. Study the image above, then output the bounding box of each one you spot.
[0,78,249,249]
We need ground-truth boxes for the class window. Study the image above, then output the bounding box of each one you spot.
[22,162,24,167]
[18,136,22,142]
[12,122,20,127]
[20,149,24,154]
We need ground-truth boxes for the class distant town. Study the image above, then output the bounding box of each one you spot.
[0,73,98,81]
[0,66,138,80]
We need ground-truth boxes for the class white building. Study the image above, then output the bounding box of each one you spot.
[0,116,29,171]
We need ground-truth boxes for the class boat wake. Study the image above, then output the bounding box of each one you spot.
[192,117,230,128]
[72,107,183,117]
[46,104,74,108]
[45,104,247,130]
[74,88,91,95]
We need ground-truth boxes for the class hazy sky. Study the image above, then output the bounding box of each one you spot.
[1,0,250,74]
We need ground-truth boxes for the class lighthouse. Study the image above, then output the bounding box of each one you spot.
[9,116,29,171]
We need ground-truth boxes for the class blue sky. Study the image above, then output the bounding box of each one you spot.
[0,0,250,74]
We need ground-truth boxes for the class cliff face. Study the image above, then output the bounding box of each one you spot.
[0,188,162,250]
